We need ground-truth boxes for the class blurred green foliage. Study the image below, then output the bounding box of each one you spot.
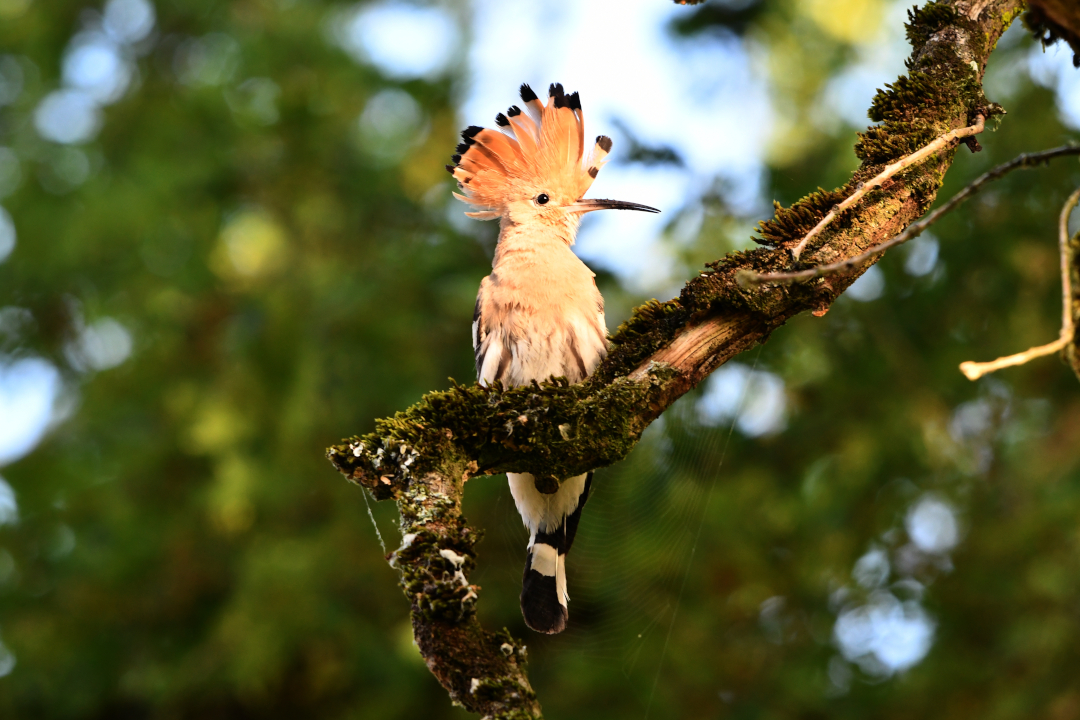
[1,0,1079,719]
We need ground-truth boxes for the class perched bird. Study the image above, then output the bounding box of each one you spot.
[446,82,658,634]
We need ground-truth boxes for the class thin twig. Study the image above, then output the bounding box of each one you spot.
[1059,189,1078,339]
[743,145,1080,287]
[1068,228,1080,381]
[959,186,1080,381]
[959,336,1072,380]
[789,115,986,261]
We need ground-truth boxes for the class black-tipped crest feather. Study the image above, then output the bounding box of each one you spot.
[452,81,608,215]
[549,82,566,107]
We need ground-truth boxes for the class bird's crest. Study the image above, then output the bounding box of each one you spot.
[447,83,612,219]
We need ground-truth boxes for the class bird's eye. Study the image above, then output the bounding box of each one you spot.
[536,193,549,205]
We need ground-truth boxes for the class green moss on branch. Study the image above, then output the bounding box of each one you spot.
[389,459,542,718]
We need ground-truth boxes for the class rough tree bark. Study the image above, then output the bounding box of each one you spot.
[327,2,1047,717]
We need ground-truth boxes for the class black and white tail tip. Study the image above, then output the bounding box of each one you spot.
[519,473,593,634]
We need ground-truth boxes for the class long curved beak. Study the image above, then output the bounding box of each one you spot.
[566,198,660,214]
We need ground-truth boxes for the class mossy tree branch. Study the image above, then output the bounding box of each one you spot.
[743,146,1080,287]
[327,2,1025,717]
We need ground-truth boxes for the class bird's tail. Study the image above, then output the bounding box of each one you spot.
[509,472,592,634]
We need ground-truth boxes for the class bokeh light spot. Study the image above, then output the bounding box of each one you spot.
[184,397,250,456]
[906,495,959,554]
[214,210,289,280]
[357,88,428,164]
[0,635,14,677]
[0,356,61,466]
[697,363,787,437]
[0,206,14,263]
[103,0,156,45]
[853,546,890,589]
[33,90,102,144]
[335,2,458,80]
[834,591,934,674]
[62,34,131,104]
[0,476,17,525]
[846,264,885,302]
[65,317,134,372]
[1028,41,1080,129]
[949,398,994,442]
[801,0,884,44]
[904,235,939,277]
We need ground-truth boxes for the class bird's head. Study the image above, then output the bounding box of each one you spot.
[447,83,658,236]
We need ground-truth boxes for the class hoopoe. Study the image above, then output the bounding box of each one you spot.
[446,82,658,634]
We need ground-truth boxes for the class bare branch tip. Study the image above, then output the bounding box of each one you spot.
[958,361,984,381]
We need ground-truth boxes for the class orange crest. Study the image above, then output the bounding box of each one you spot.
[446,83,612,218]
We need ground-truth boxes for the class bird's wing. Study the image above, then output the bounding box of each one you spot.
[570,279,608,380]
[473,279,509,386]
[472,293,488,381]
